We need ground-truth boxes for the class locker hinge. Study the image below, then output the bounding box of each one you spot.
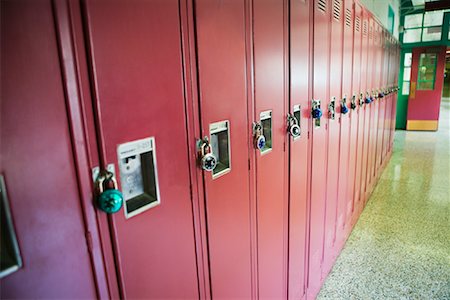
[86,231,93,253]
[307,131,310,139]
[248,159,251,171]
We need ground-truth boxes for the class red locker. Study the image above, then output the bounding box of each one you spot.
[308,0,331,297]
[193,1,254,297]
[335,0,354,249]
[346,1,362,230]
[375,26,387,176]
[288,0,311,298]
[1,1,99,297]
[252,0,289,297]
[79,1,200,298]
[366,18,379,196]
[352,4,367,222]
[360,14,373,206]
[323,0,344,278]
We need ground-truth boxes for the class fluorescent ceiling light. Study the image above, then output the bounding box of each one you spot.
[411,0,425,6]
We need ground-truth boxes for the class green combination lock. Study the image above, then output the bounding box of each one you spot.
[96,171,124,214]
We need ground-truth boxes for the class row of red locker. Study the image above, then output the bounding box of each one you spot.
[1,0,399,299]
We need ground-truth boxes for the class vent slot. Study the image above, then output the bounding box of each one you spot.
[355,16,361,32]
[318,0,327,12]
[333,0,341,21]
[345,8,351,27]
[363,20,367,36]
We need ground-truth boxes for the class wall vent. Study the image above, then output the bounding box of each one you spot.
[333,0,341,22]
[318,0,327,13]
[345,8,351,27]
[355,16,360,32]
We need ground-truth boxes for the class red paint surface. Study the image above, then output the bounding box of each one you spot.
[407,46,446,123]
[0,0,97,297]
[288,0,311,298]
[82,1,199,298]
[194,1,253,298]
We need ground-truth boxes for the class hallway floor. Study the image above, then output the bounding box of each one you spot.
[318,98,450,299]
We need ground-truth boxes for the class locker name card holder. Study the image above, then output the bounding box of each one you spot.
[117,137,161,219]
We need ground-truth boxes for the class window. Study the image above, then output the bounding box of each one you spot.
[388,5,395,34]
[402,52,413,95]
[403,10,448,43]
[417,53,437,90]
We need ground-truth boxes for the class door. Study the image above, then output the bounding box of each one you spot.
[346,1,362,230]
[193,0,254,298]
[353,6,368,220]
[308,0,331,297]
[1,0,98,297]
[253,0,288,298]
[406,46,446,131]
[288,0,311,298]
[360,14,373,205]
[288,0,313,299]
[336,0,354,248]
[323,0,343,278]
[81,1,199,298]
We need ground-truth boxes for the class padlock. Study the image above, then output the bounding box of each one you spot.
[365,92,371,104]
[253,122,266,150]
[351,95,357,110]
[341,97,349,114]
[199,137,217,172]
[96,172,124,214]
[287,114,301,138]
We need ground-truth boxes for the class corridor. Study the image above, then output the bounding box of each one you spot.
[318,98,450,299]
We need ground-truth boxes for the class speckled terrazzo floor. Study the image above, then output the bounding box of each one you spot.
[317,98,450,300]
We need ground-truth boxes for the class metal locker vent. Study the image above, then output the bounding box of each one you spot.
[355,16,360,32]
[363,20,367,36]
[369,26,373,39]
[345,8,351,27]
[318,0,327,12]
[332,0,341,21]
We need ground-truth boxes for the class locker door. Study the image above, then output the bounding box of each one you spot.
[361,15,373,205]
[323,0,344,278]
[193,1,253,298]
[346,1,362,229]
[253,0,288,297]
[336,0,354,248]
[369,21,379,188]
[382,31,391,160]
[308,0,331,297]
[366,18,378,195]
[375,27,385,174]
[353,5,367,220]
[288,0,311,298]
[384,37,392,158]
[1,0,98,298]
[81,1,199,298]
